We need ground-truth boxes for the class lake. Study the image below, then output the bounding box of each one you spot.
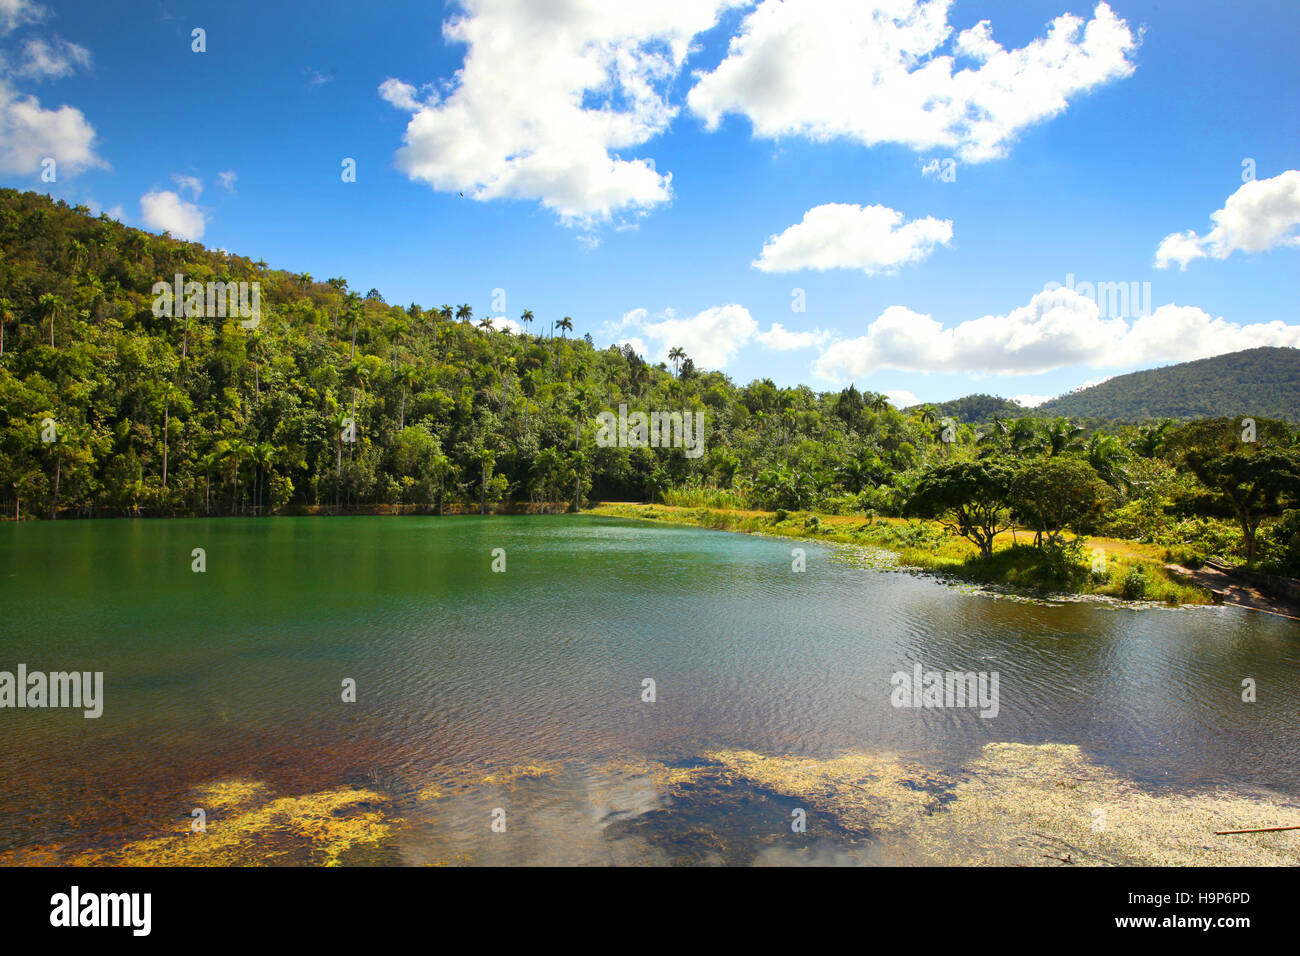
[2,516,1298,865]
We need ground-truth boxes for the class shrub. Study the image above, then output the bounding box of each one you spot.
[1121,564,1148,600]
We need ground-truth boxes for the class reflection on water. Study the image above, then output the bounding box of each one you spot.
[1,516,1297,864]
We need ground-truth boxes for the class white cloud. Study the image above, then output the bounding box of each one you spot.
[216,170,237,192]
[1153,230,1205,271]
[382,0,741,225]
[0,0,46,35]
[378,77,422,112]
[171,173,202,198]
[1155,170,1300,270]
[885,389,920,408]
[1010,394,1052,408]
[755,322,833,350]
[688,0,1138,163]
[638,304,759,369]
[15,36,89,79]
[812,287,1300,380]
[753,202,952,274]
[609,304,825,369]
[0,79,101,174]
[140,189,207,241]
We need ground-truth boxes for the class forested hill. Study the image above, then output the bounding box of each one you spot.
[1,188,1294,523]
[0,188,935,518]
[1036,348,1300,423]
[933,394,1027,424]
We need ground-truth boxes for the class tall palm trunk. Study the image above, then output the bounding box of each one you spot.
[50,450,61,519]
[162,399,169,491]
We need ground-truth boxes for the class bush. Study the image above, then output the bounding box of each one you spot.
[1121,564,1148,600]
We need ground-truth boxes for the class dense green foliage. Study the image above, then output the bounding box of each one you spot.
[933,393,1027,424]
[1,190,1296,577]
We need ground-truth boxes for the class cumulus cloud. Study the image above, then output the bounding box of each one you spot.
[624,304,759,368]
[688,0,1137,163]
[15,36,89,79]
[381,0,741,225]
[885,389,920,408]
[608,304,828,369]
[812,287,1300,380]
[1010,394,1052,408]
[0,79,101,174]
[1155,170,1300,269]
[753,202,952,274]
[140,189,206,241]
[755,322,833,350]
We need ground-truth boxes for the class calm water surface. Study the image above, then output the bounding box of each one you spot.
[1,516,1297,863]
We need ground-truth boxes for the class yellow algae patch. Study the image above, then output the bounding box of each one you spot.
[708,748,947,831]
[191,779,272,811]
[707,743,1300,866]
[416,761,561,802]
[593,756,705,790]
[60,785,395,867]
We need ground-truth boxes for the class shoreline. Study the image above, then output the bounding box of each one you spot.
[585,501,1222,608]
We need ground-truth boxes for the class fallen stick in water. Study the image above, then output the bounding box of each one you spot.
[1215,824,1300,835]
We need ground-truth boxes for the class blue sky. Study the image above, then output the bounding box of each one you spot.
[5,0,1299,407]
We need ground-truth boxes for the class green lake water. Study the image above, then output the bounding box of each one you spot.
[1,516,1298,864]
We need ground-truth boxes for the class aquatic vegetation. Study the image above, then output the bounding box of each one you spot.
[51,783,395,867]
[705,743,1300,866]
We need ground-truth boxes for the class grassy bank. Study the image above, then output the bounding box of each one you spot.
[586,502,1214,605]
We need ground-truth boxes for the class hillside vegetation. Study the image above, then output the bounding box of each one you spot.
[1038,347,1300,423]
[1,189,1297,584]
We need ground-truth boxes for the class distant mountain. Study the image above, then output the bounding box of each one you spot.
[1037,347,1300,423]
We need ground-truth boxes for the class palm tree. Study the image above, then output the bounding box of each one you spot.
[45,422,68,519]
[224,439,251,514]
[159,380,179,495]
[1132,419,1175,459]
[668,346,686,376]
[555,316,573,339]
[250,442,275,515]
[1044,417,1085,457]
[332,409,351,478]
[1009,418,1046,456]
[199,450,222,515]
[869,393,890,414]
[429,451,454,515]
[1086,433,1132,491]
[838,453,884,493]
[520,309,534,336]
[38,293,63,349]
[396,363,418,430]
[456,304,473,324]
[344,361,372,434]
[477,446,496,515]
[477,316,494,332]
